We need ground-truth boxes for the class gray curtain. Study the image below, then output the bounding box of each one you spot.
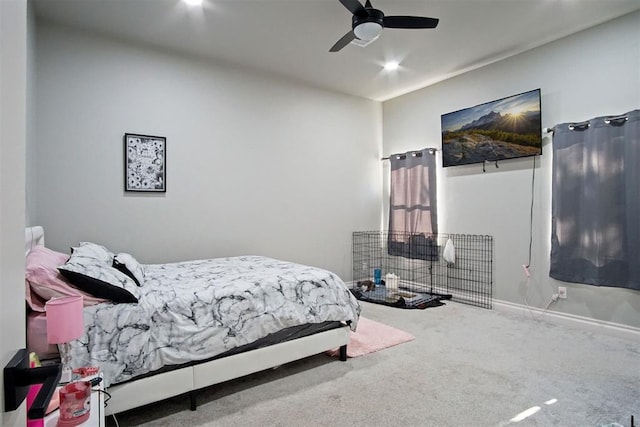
[550,109,640,291]
[388,148,438,235]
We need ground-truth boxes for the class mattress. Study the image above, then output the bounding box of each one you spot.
[26,311,59,360]
[115,320,343,386]
[67,255,360,386]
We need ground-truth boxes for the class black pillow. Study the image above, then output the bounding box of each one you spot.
[60,245,141,303]
[58,268,138,303]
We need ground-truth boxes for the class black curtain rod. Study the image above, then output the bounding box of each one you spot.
[546,113,629,134]
[381,148,439,161]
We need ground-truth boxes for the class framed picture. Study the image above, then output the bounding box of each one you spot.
[124,133,166,192]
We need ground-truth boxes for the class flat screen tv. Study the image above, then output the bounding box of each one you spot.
[441,88,542,167]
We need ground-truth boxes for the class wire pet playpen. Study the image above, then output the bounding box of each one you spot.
[352,231,493,309]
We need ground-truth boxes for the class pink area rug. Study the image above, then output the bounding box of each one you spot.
[327,316,415,358]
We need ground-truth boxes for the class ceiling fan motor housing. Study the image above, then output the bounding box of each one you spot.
[352,8,383,40]
[352,8,383,28]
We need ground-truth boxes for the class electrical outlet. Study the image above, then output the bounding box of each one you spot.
[362,262,368,272]
[558,286,567,299]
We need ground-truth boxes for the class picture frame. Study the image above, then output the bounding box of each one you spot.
[124,133,166,192]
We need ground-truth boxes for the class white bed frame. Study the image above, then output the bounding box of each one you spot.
[107,326,348,415]
[25,227,350,416]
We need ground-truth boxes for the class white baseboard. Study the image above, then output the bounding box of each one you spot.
[493,299,640,341]
[347,280,640,341]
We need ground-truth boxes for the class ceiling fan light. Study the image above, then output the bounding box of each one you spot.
[354,22,383,42]
[384,61,399,71]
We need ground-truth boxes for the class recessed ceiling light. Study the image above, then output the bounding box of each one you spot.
[384,61,399,71]
[183,0,203,6]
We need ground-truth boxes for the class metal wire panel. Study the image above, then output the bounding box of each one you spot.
[352,231,493,309]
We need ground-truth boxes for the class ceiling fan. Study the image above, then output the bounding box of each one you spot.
[329,0,439,52]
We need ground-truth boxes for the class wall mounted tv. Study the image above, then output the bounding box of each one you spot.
[441,88,542,167]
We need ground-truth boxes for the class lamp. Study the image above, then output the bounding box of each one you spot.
[45,296,84,383]
[354,21,383,41]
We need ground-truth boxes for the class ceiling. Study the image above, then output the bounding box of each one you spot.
[32,0,640,102]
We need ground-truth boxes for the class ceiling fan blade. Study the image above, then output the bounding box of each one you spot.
[338,0,366,16]
[329,30,356,52]
[383,16,439,29]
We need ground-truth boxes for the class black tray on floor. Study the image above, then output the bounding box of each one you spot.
[350,285,451,309]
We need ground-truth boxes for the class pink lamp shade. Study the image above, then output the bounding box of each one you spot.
[45,296,84,344]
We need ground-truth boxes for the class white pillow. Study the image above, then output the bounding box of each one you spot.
[113,253,145,286]
[76,242,114,265]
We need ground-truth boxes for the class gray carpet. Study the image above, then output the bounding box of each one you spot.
[106,301,639,427]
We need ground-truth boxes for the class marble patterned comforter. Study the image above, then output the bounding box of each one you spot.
[67,256,361,387]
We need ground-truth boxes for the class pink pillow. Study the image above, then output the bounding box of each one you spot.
[25,246,107,312]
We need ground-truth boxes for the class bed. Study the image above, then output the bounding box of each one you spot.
[24,226,360,415]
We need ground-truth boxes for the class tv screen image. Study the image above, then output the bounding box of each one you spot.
[441,89,542,167]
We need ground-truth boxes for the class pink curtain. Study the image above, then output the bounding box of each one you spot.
[388,148,438,237]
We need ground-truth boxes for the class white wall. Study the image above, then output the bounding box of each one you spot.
[383,11,640,328]
[25,0,37,226]
[34,22,382,280]
[0,0,27,425]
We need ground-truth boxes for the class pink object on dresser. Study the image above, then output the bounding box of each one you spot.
[45,296,84,345]
[58,381,91,426]
[45,296,85,384]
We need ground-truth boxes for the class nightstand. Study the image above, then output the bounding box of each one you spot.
[44,374,105,427]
